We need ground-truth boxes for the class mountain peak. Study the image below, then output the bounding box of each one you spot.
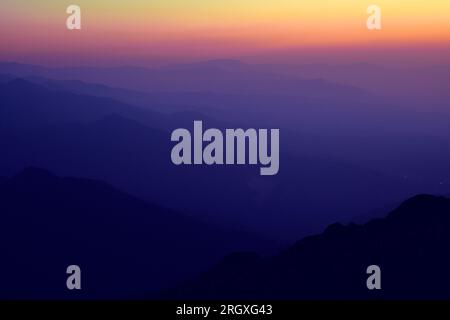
[387,194,450,221]
[163,59,246,72]
[204,59,244,66]
[2,78,47,93]
[169,193,450,299]
[8,167,58,187]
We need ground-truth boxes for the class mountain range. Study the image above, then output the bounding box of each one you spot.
[0,77,436,241]
[2,167,450,299]
[168,194,450,299]
[1,59,450,299]
[0,167,273,299]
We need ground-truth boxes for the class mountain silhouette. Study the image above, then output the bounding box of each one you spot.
[0,167,272,299]
[0,73,14,83]
[168,195,450,299]
[1,71,449,243]
[0,76,227,134]
[1,108,425,242]
[0,61,368,100]
[264,63,450,108]
[0,78,133,130]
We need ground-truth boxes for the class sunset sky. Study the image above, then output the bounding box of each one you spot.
[1,0,449,65]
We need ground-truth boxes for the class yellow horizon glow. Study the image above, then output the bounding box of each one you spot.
[0,0,449,57]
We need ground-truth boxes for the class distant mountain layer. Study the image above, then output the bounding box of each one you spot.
[0,77,446,242]
[0,61,368,100]
[0,78,172,131]
[0,168,272,299]
[263,63,450,107]
[169,195,450,299]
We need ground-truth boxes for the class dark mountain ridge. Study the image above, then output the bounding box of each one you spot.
[0,61,368,100]
[0,167,273,299]
[1,69,449,243]
[169,194,450,299]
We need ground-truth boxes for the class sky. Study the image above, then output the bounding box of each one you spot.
[0,0,449,66]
